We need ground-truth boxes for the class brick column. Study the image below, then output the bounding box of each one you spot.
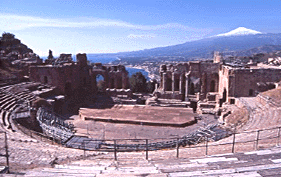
[185,75,189,101]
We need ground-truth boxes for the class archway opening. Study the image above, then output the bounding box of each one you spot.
[96,74,105,93]
[210,80,216,92]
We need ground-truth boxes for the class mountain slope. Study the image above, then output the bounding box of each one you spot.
[119,33,280,58]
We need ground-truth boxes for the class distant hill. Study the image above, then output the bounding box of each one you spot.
[116,33,280,58]
[89,28,280,60]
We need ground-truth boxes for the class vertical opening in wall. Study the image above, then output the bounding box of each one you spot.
[44,76,48,84]
[222,88,227,102]
[96,74,105,93]
[249,89,254,96]
[174,78,179,91]
[210,80,216,92]
[190,83,195,95]
[166,77,172,91]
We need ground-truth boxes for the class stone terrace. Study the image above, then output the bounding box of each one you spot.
[4,146,280,177]
[79,105,198,127]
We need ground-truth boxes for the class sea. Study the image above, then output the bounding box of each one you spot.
[42,55,150,80]
[87,55,150,81]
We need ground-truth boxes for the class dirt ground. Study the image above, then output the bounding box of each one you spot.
[68,112,218,140]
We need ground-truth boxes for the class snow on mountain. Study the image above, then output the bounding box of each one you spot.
[216,27,262,37]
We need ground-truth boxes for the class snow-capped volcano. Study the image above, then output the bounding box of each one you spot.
[216,27,262,37]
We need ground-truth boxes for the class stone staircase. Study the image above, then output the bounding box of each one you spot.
[6,146,280,177]
[0,82,40,132]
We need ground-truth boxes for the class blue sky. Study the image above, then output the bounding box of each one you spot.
[0,0,281,56]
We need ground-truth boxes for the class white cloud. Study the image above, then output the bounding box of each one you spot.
[0,13,198,31]
[127,34,155,39]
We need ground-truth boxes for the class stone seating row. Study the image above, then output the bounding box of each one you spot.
[18,146,280,177]
[0,82,39,132]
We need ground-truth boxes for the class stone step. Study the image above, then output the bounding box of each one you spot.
[101,166,159,174]
[257,167,281,177]
[168,163,281,177]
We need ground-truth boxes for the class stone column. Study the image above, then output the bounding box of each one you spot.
[172,73,175,93]
[179,74,184,94]
[163,73,167,92]
[185,75,189,100]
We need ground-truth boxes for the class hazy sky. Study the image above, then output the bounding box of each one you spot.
[0,0,281,56]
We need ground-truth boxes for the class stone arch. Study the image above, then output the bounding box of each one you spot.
[96,74,106,93]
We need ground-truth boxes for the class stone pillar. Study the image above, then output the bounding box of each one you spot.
[179,74,184,94]
[172,73,175,93]
[185,75,189,100]
[163,73,167,92]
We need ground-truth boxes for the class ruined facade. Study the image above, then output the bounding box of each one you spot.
[157,60,220,101]
[29,53,129,96]
[158,54,281,105]
[91,63,129,93]
[218,64,281,103]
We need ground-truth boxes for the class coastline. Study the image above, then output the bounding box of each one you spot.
[125,65,157,80]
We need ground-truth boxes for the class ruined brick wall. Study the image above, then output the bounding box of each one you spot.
[233,68,281,97]
[91,64,129,94]
[29,65,81,95]
[218,66,281,101]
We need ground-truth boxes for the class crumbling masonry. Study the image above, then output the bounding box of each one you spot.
[157,53,281,106]
[29,53,129,96]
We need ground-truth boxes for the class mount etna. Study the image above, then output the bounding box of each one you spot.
[90,27,280,60]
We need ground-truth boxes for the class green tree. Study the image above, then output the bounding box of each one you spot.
[129,72,147,93]
[97,80,106,93]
